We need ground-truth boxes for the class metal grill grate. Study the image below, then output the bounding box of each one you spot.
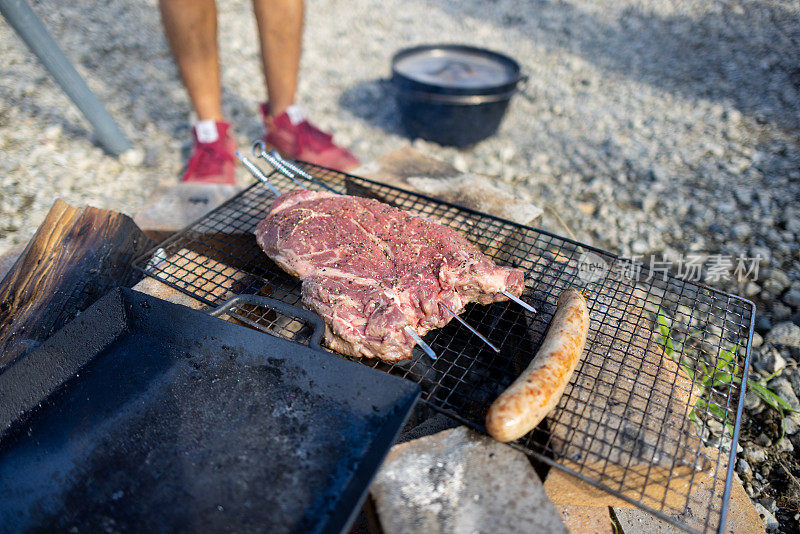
[133,162,755,534]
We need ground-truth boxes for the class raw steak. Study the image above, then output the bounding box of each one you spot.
[255,190,524,361]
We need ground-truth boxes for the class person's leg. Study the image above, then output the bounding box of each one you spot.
[252,0,303,117]
[159,0,235,183]
[252,0,358,171]
[159,0,223,121]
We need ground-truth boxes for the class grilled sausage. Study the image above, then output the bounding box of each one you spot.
[486,288,590,442]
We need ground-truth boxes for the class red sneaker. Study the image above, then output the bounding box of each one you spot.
[181,121,237,184]
[262,103,359,172]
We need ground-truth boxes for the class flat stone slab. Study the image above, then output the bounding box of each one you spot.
[556,504,613,533]
[133,181,244,241]
[612,461,766,534]
[544,466,636,509]
[544,448,764,533]
[357,146,543,225]
[370,426,566,534]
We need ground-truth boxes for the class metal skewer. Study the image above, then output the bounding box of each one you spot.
[268,150,341,194]
[403,326,437,360]
[439,303,500,353]
[251,141,307,190]
[502,290,537,314]
[235,151,283,196]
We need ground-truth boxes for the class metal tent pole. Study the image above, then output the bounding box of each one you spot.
[0,0,134,156]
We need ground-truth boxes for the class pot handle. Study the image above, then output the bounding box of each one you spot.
[209,294,325,351]
[516,73,535,102]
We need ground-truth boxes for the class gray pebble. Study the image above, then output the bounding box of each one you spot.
[754,503,780,531]
[750,247,772,264]
[736,458,752,477]
[753,344,787,374]
[783,416,800,436]
[731,222,751,240]
[764,270,791,296]
[760,497,778,514]
[631,239,648,255]
[756,433,772,447]
[766,322,800,349]
[775,436,794,453]
[785,367,800,399]
[767,377,800,411]
[744,282,762,298]
[734,187,754,206]
[751,331,764,348]
[743,390,765,414]
[707,417,724,436]
[744,447,767,464]
[783,289,800,308]
[773,303,792,321]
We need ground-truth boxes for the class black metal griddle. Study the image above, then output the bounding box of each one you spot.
[0,288,419,534]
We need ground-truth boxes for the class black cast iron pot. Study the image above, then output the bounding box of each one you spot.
[391,44,526,147]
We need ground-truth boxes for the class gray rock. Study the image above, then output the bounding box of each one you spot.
[752,344,787,374]
[370,426,567,534]
[631,239,648,254]
[752,477,764,496]
[750,246,772,264]
[775,436,794,453]
[731,222,751,239]
[783,416,800,436]
[751,332,763,348]
[744,282,761,297]
[768,377,800,411]
[767,376,800,436]
[753,503,780,531]
[736,459,752,477]
[133,183,245,237]
[612,507,688,533]
[773,303,792,321]
[766,322,800,349]
[707,417,725,436]
[404,174,543,225]
[785,367,800,399]
[763,270,791,296]
[756,433,772,447]
[760,497,777,514]
[734,187,754,206]
[743,390,765,414]
[743,447,767,464]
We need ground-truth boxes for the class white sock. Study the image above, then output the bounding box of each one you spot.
[285,105,306,125]
[195,120,219,143]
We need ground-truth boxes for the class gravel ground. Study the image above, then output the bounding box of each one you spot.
[2,0,800,531]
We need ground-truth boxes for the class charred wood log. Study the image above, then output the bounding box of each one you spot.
[0,199,155,366]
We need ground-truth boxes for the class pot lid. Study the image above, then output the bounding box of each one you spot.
[393,45,519,90]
